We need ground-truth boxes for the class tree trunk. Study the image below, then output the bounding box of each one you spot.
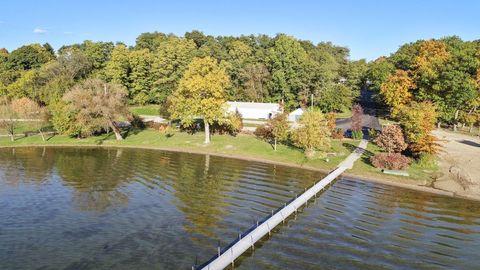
[38,128,45,142]
[453,110,459,132]
[437,122,441,129]
[8,127,15,142]
[469,124,473,133]
[274,138,277,151]
[109,121,123,140]
[204,120,210,144]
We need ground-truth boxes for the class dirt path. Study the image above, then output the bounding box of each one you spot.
[432,129,480,200]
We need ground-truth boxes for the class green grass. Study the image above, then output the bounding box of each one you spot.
[349,142,435,183]
[0,128,355,172]
[0,127,435,184]
[129,105,160,116]
[378,117,398,126]
[335,110,352,119]
[0,122,53,135]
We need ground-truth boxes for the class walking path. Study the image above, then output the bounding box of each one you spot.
[196,139,368,270]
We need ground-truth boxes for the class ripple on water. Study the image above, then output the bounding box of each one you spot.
[0,147,479,270]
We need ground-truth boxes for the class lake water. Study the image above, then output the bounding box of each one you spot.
[0,147,479,270]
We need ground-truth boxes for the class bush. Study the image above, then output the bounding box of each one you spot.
[326,112,336,135]
[371,153,411,170]
[368,128,378,140]
[129,114,146,129]
[332,128,344,139]
[351,130,363,140]
[254,124,272,141]
[212,110,243,136]
[373,125,407,153]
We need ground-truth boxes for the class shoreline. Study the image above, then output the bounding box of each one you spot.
[1,143,479,202]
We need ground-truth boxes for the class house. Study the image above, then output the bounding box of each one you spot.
[226,101,281,120]
[288,108,305,122]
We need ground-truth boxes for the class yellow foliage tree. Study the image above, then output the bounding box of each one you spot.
[413,40,449,81]
[169,57,230,144]
[291,110,330,157]
[380,70,416,117]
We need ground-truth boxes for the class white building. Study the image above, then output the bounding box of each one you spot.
[288,108,305,122]
[226,101,281,120]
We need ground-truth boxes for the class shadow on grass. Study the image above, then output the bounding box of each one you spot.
[342,142,375,166]
[94,133,115,145]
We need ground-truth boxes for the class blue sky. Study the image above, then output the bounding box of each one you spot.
[1,0,479,60]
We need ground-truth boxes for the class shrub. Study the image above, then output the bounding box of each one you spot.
[129,114,146,129]
[326,112,336,135]
[368,128,378,140]
[49,100,77,135]
[254,124,272,140]
[351,130,363,140]
[371,153,411,170]
[374,125,407,153]
[228,109,243,135]
[11,97,38,116]
[332,128,344,139]
[212,110,243,136]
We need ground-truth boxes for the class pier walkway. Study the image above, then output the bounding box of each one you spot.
[196,139,368,270]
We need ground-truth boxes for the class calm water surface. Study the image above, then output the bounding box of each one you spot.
[0,147,479,270]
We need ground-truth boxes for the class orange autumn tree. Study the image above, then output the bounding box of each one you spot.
[399,101,440,156]
[380,70,416,117]
[326,112,336,136]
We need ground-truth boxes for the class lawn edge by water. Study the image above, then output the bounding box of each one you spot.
[1,130,473,201]
[2,143,467,200]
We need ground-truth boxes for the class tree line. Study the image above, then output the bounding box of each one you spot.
[1,32,479,151]
[0,31,366,114]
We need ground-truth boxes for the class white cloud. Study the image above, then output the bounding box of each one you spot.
[63,31,73,35]
[33,27,48,34]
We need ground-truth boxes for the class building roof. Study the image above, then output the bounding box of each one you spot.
[227,101,280,110]
[289,108,305,115]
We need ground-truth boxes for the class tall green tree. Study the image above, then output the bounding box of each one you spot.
[266,35,309,110]
[128,49,154,104]
[105,44,130,87]
[6,44,54,70]
[151,36,197,103]
[169,57,230,144]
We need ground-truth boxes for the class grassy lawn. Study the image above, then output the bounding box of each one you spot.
[129,105,160,116]
[0,122,53,136]
[335,110,352,119]
[0,128,354,172]
[0,127,434,184]
[378,117,398,126]
[349,142,436,183]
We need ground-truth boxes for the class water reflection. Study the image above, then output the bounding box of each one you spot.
[0,147,479,270]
